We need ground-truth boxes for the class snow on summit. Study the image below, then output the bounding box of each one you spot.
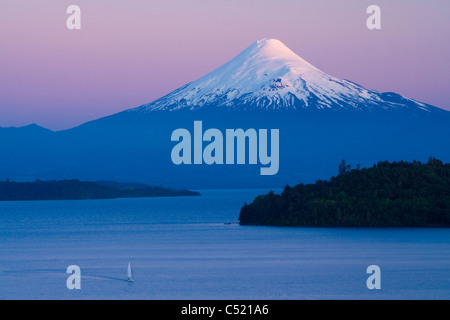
[132,39,432,112]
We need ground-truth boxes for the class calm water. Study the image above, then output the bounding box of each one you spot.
[0,189,449,300]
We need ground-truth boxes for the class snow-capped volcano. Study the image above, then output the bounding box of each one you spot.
[131,38,431,112]
[1,40,449,188]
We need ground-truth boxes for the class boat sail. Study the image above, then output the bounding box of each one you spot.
[127,262,135,282]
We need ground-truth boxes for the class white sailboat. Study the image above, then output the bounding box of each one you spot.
[127,262,135,282]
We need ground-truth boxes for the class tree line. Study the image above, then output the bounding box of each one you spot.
[0,179,200,201]
[239,158,450,227]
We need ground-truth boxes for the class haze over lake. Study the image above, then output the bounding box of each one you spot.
[0,189,449,300]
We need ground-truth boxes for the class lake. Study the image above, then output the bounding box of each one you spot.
[0,189,449,300]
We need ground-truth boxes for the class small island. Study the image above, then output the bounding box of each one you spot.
[0,179,200,201]
[239,158,450,227]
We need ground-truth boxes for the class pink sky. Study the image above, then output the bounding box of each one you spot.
[1,0,449,130]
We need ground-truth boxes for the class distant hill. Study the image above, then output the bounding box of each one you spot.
[239,158,450,227]
[0,179,200,201]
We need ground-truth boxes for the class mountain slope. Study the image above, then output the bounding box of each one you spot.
[131,38,435,113]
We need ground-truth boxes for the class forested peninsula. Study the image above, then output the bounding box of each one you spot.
[239,159,450,227]
[0,179,200,201]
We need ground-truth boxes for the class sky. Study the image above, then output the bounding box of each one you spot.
[0,0,449,130]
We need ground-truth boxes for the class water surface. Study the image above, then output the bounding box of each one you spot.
[0,189,449,299]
